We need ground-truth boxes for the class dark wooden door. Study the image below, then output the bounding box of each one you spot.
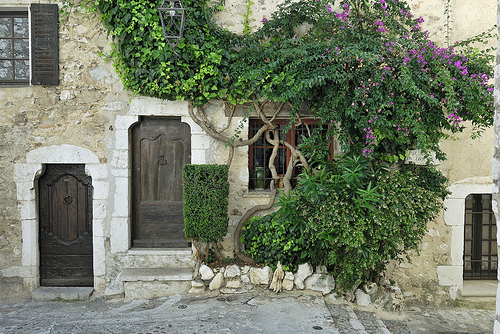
[131,117,191,248]
[39,164,93,287]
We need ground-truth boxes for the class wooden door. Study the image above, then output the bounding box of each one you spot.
[131,117,191,248]
[39,164,93,286]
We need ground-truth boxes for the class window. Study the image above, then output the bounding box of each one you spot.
[0,4,59,86]
[0,11,29,84]
[248,119,332,190]
[463,194,497,280]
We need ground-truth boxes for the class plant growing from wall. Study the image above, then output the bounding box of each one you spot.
[183,164,229,261]
[64,0,495,288]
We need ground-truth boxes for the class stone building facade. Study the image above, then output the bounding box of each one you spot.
[0,0,496,304]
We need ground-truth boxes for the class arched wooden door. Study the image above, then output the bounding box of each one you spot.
[39,164,93,286]
[131,117,191,248]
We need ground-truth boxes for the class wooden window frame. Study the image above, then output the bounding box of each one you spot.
[0,10,29,85]
[248,118,333,190]
[0,4,59,86]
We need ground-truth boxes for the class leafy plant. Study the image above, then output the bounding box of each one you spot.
[243,156,449,292]
[183,164,229,261]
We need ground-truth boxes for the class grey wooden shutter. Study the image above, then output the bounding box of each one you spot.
[30,4,59,85]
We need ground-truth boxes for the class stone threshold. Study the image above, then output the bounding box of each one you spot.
[32,287,94,301]
[120,268,193,282]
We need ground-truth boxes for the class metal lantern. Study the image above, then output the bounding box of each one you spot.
[158,0,186,49]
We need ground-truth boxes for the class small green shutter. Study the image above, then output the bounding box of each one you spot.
[30,4,59,85]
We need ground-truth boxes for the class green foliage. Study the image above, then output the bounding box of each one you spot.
[243,157,448,291]
[182,164,229,244]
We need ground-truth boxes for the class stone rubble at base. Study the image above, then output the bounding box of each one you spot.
[190,262,404,311]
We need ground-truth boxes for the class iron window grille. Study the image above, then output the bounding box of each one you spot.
[463,193,497,280]
[248,119,332,190]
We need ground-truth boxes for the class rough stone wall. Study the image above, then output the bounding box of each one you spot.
[0,0,130,300]
[0,0,496,304]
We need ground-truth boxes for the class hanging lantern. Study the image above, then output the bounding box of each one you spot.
[158,0,186,49]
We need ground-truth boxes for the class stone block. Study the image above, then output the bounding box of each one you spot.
[209,272,224,291]
[225,278,242,289]
[110,150,129,169]
[304,274,335,295]
[355,289,372,307]
[443,198,465,225]
[200,264,215,281]
[114,129,129,150]
[224,264,241,278]
[296,263,313,281]
[114,115,138,130]
[16,182,34,201]
[436,265,462,286]
[249,266,272,286]
[19,200,36,220]
[93,199,107,219]
[110,217,129,253]
[92,181,109,200]
[86,163,107,180]
[282,272,294,291]
[21,220,38,267]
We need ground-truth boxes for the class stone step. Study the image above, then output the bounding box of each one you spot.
[117,268,194,301]
[122,249,195,269]
[32,287,94,301]
[120,268,193,282]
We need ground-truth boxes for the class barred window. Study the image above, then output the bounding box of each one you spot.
[248,119,332,190]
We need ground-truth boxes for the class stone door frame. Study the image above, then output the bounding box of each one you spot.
[15,144,107,292]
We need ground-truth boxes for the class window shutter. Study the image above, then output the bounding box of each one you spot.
[30,4,59,85]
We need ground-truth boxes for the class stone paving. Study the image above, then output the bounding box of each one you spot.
[0,291,495,334]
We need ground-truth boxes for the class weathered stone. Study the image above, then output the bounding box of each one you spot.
[282,272,294,291]
[241,265,250,274]
[224,264,241,278]
[294,263,313,290]
[225,278,242,289]
[304,274,335,295]
[249,266,272,286]
[373,290,391,309]
[270,262,284,293]
[241,274,250,284]
[191,277,205,288]
[209,272,224,291]
[355,289,372,307]
[295,263,313,281]
[200,265,215,281]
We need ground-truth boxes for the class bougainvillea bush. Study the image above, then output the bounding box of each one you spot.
[65,0,494,291]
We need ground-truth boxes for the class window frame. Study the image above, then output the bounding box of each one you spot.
[248,118,334,190]
[0,4,59,87]
[0,10,30,86]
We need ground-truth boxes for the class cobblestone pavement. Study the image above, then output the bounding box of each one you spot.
[0,292,495,334]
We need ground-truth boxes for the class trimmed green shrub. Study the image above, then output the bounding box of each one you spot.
[183,164,229,259]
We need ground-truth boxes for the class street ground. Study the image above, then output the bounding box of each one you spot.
[0,291,495,334]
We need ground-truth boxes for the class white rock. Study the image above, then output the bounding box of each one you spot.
[200,265,215,281]
[224,264,241,278]
[241,265,250,274]
[209,272,224,291]
[241,274,250,283]
[249,266,273,286]
[296,263,313,281]
[226,279,242,289]
[304,274,335,295]
[294,277,305,290]
[355,289,372,307]
[282,272,294,291]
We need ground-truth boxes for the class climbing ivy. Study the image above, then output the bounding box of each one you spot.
[64,0,495,162]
